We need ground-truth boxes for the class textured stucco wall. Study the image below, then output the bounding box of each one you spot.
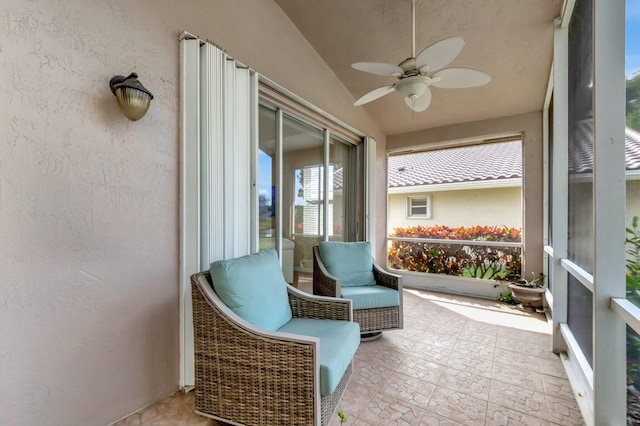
[388,186,523,232]
[0,1,384,425]
[387,112,544,278]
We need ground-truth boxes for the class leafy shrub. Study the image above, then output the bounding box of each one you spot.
[387,225,522,280]
[626,217,640,388]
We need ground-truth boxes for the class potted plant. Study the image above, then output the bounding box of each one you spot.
[506,273,546,312]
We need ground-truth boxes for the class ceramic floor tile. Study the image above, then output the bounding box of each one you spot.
[545,395,584,425]
[438,368,492,401]
[336,381,379,419]
[538,357,568,379]
[489,380,549,420]
[463,321,499,334]
[430,315,467,330]
[419,412,465,426]
[486,402,552,426]
[453,339,496,360]
[446,351,494,378]
[397,326,430,341]
[379,371,437,407]
[458,331,498,346]
[492,360,545,393]
[355,343,406,370]
[350,362,393,390]
[114,289,584,426]
[411,341,455,364]
[348,417,376,426]
[495,347,543,372]
[379,332,420,352]
[359,391,426,425]
[425,386,487,425]
[395,355,445,384]
[419,330,460,348]
[541,374,576,402]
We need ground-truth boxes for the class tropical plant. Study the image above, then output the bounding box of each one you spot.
[387,224,522,280]
[626,216,640,387]
[626,216,640,304]
[510,272,546,288]
[628,73,640,131]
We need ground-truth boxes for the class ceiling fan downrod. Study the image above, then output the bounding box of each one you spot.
[411,0,417,59]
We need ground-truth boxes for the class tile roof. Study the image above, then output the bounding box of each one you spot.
[388,127,640,189]
[568,122,640,173]
[388,141,522,188]
[628,127,640,170]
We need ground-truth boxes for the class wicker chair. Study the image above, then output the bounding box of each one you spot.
[313,244,403,337]
[191,270,355,426]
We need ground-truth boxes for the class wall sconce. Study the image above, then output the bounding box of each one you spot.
[109,73,154,121]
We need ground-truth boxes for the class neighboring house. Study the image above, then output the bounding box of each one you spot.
[387,127,640,236]
[567,124,640,268]
[387,141,523,232]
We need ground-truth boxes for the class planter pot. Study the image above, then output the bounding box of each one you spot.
[508,284,545,312]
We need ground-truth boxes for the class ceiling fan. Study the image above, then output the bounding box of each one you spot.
[352,0,491,112]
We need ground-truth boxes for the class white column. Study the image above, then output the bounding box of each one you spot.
[592,0,626,422]
[551,17,569,355]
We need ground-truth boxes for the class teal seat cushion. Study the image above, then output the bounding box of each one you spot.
[341,286,400,310]
[210,250,292,331]
[318,242,375,287]
[278,318,360,395]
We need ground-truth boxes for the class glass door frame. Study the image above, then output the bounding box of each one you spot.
[255,98,364,270]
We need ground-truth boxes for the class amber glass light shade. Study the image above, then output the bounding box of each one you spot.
[109,73,153,121]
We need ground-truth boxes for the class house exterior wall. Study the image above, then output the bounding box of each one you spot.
[568,179,640,269]
[628,179,640,220]
[0,1,385,425]
[387,112,543,278]
[387,186,523,233]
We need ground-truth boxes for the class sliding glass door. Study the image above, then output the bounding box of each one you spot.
[259,102,361,284]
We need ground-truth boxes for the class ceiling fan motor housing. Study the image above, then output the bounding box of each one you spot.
[395,75,430,98]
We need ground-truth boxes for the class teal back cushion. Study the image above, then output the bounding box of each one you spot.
[318,242,376,287]
[210,250,292,331]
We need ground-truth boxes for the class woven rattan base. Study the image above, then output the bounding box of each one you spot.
[320,362,352,426]
[354,306,401,333]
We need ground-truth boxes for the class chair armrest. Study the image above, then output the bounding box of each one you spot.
[313,245,341,297]
[373,261,402,291]
[287,284,353,322]
[190,272,320,423]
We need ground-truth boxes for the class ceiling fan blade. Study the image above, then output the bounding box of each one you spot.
[354,85,395,106]
[431,68,491,88]
[352,62,403,77]
[416,37,465,73]
[404,87,432,112]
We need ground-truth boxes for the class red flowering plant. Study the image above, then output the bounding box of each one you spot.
[387,225,522,280]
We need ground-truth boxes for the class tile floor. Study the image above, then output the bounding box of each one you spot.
[113,285,584,426]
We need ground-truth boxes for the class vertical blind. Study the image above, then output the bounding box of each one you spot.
[179,33,258,387]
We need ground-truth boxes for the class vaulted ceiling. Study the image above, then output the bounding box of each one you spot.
[275,0,563,136]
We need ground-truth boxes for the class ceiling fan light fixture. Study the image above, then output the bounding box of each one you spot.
[395,75,428,99]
